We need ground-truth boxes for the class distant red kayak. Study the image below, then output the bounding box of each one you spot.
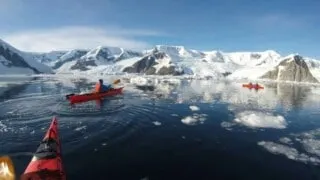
[242,84,264,89]
[20,117,65,180]
[66,87,124,104]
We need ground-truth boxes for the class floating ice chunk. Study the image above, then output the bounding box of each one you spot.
[153,121,162,126]
[189,105,200,111]
[220,121,235,131]
[258,141,320,165]
[181,116,198,125]
[234,111,287,129]
[301,139,320,157]
[75,126,86,131]
[181,114,207,125]
[0,121,10,133]
[279,137,293,145]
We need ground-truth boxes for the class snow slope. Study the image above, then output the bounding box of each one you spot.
[80,46,142,65]
[0,39,53,74]
[50,49,88,69]
[23,53,53,73]
[0,55,34,75]
[56,57,142,75]
[32,51,66,64]
[55,46,143,74]
[155,45,204,61]
[225,50,281,67]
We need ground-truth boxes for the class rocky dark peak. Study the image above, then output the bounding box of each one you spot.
[94,48,115,61]
[70,60,97,71]
[154,51,168,59]
[123,54,156,74]
[260,55,319,83]
[251,53,262,59]
[123,51,183,75]
[279,55,307,68]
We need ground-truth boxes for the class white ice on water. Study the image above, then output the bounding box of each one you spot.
[0,121,9,133]
[258,141,320,164]
[181,113,207,125]
[234,111,287,129]
[189,105,200,111]
[74,126,87,131]
[153,121,162,126]
[259,128,320,165]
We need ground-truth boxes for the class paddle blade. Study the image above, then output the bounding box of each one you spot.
[0,156,15,180]
[113,79,121,85]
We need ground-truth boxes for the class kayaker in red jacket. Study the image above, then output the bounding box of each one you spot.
[94,79,111,93]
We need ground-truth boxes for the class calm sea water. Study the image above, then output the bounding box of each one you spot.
[0,76,320,180]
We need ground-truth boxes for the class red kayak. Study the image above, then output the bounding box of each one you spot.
[66,87,124,104]
[242,84,264,89]
[20,117,65,180]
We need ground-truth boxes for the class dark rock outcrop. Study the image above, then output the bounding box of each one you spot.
[123,51,183,75]
[222,72,232,77]
[70,60,97,71]
[260,55,319,83]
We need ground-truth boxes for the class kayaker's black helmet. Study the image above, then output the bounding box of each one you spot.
[99,79,103,84]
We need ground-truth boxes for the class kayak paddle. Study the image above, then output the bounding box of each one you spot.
[113,79,121,85]
[0,156,15,180]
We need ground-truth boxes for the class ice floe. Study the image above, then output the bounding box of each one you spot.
[153,121,162,126]
[181,113,207,125]
[189,105,200,111]
[0,121,9,133]
[258,141,320,165]
[259,128,320,165]
[279,137,293,145]
[74,126,87,131]
[234,111,287,129]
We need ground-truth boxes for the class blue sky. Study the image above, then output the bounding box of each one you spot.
[1,0,319,58]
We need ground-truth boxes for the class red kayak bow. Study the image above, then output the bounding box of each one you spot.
[20,116,65,180]
[242,84,264,89]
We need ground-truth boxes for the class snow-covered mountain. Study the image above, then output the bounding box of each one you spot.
[51,49,89,69]
[81,46,142,64]
[260,55,319,83]
[32,51,67,64]
[52,45,320,82]
[0,39,53,75]
[54,46,143,74]
[154,45,205,60]
[1,38,320,83]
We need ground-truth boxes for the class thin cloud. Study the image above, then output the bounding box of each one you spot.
[254,14,305,29]
[239,13,309,31]
[2,26,167,52]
